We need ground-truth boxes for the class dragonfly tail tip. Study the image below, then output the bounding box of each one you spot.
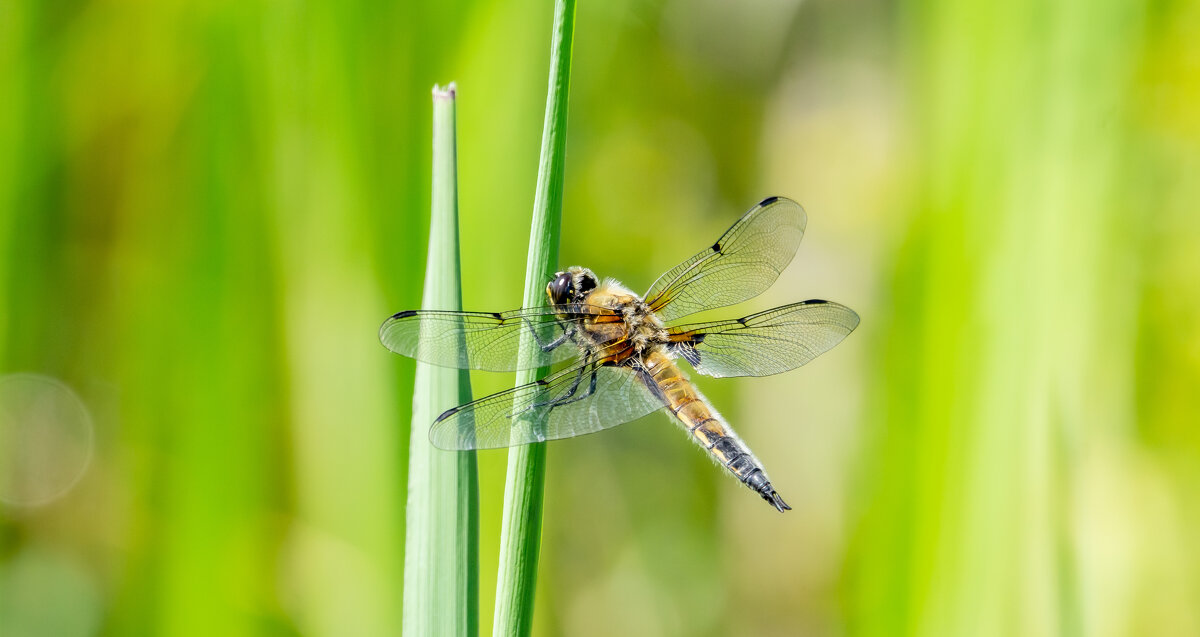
[765,490,791,513]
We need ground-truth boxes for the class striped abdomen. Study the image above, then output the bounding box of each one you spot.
[640,350,791,512]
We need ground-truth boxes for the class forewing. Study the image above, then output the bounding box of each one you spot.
[645,197,806,323]
[669,300,859,378]
[429,352,666,450]
[379,305,603,372]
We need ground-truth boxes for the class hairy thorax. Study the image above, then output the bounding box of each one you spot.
[578,280,667,355]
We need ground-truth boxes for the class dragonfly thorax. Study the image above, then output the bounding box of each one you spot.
[578,278,668,356]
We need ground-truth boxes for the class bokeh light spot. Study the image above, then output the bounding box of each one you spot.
[0,374,94,507]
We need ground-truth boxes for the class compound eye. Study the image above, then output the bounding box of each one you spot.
[547,272,574,305]
[577,273,597,296]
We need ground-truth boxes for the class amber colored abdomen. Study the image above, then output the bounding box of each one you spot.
[642,351,747,472]
[640,349,791,511]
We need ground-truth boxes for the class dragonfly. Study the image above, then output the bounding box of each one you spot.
[380,196,859,512]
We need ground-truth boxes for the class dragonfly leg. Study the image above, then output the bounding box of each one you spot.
[529,351,599,411]
[520,318,575,352]
[541,326,576,352]
[544,364,599,408]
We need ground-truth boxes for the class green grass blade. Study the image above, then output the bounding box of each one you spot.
[402,83,479,637]
[493,1,576,635]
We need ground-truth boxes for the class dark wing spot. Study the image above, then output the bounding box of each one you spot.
[678,344,701,367]
[758,195,780,207]
[435,406,460,423]
[492,312,504,320]
[802,299,828,305]
[736,316,748,325]
[536,379,550,387]
[711,241,722,254]
[392,310,418,319]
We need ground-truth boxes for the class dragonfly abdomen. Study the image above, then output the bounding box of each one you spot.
[642,350,792,512]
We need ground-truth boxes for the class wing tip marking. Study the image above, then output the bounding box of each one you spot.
[758,195,781,207]
[391,310,418,319]
[435,406,460,423]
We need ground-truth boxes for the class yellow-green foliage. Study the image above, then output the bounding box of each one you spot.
[1,0,1197,636]
[402,85,478,637]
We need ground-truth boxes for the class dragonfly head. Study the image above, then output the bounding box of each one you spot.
[547,267,598,306]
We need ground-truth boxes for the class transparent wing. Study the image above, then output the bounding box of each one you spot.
[668,300,859,378]
[379,304,612,372]
[429,348,666,450]
[645,196,806,323]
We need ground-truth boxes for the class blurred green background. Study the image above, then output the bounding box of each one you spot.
[2,0,1198,635]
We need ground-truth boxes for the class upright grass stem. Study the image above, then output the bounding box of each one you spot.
[402,84,479,637]
[493,1,576,635]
